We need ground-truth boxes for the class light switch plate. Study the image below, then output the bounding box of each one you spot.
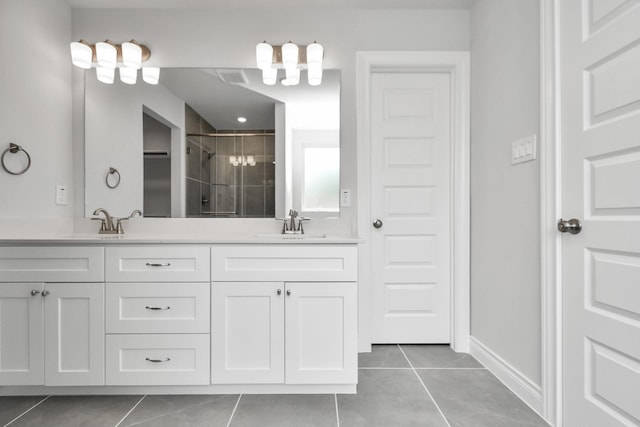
[55,185,68,205]
[340,189,351,207]
[511,135,537,165]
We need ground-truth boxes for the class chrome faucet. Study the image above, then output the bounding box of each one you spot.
[276,209,310,234]
[92,208,141,234]
[92,208,115,233]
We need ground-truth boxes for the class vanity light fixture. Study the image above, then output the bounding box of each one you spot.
[69,39,158,85]
[70,40,93,69]
[255,41,324,86]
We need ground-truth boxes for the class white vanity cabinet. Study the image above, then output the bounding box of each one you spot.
[0,247,105,386]
[211,245,358,386]
[104,246,211,386]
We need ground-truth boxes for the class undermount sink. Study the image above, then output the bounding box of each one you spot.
[254,233,328,239]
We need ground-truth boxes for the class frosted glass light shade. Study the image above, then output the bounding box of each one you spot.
[122,41,142,69]
[96,67,115,84]
[119,67,137,84]
[282,68,300,86]
[70,41,93,69]
[306,42,323,68]
[96,41,117,69]
[282,42,298,70]
[256,42,273,70]
[308,67,323,86]
[142,67,160,85]
[262,67,277,85]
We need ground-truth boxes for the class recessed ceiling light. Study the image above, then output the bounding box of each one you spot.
[237,117,247,123]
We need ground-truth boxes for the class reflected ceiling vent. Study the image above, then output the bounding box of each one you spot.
[216,69,248,85]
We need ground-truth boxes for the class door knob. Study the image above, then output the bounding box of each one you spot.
[557,218,582,234]
[373,219,383,229]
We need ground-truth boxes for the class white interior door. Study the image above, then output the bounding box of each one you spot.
[559,1,640,426]
[370,72,451,343]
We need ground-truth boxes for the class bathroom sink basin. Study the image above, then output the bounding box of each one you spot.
[254,233,328,240]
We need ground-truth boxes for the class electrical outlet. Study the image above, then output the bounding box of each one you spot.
[55,185,68,205]
[340,189,351,207]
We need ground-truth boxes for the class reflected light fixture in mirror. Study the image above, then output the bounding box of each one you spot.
[119,67,137,84]
[256,41,324,86]
[96,66,115,84]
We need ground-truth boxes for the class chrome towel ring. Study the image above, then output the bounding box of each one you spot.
[105,167,121,189]
[1,143,31,175]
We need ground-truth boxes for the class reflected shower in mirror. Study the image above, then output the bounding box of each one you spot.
[84,68,340,219]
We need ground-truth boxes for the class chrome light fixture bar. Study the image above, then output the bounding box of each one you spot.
[70,39,159,85]
[256,41,324,86]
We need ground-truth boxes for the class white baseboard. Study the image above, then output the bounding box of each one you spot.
[470,337,545,419]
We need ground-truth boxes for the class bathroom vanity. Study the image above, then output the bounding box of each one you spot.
[0,237,358,395]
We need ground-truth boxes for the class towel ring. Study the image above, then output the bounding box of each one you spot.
[105,167,121,189]
[1,143,31,176]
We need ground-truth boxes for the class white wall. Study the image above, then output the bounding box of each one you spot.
[0,0,72,219]
[71,7,470,231]
[470,0,541,385]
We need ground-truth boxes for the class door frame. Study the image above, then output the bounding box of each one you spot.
[356,51,471,353]
[540,0,561,425]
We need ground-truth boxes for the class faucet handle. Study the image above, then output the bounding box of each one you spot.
[91,217,108,232]
[297,217,311,234]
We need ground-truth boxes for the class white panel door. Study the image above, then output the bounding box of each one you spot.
[285,282,357,384]
[559,1,640,426]
[0,283,44,385]
[370,72,451,343]
[211,282,285,384]
[44,283,104,386]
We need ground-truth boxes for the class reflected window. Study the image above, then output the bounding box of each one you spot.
[302,147,339,212]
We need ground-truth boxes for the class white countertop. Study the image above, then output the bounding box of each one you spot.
[0,233,362,245]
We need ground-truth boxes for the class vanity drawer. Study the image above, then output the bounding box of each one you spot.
[106,282,210,333]
[211,245,357,282]
[0,246,104,282]
[106,246,210,282]
[105,334,210,385]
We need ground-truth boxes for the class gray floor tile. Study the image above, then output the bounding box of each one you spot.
[0,396,46,426]
[418,369,549,427]
[8,395,141,427]
[401,345,483,368]
[120,394,238,427]
[230,394,335,427]
[338,369,448,427]
[359,345,411,368]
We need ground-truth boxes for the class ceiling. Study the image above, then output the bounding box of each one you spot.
[66,0,473,9]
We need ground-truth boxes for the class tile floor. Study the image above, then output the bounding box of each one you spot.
[0,345,549,427]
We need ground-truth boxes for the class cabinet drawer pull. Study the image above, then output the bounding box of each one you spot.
[145,357,171,363]
[145,262,171,267]
[145,305,171,311]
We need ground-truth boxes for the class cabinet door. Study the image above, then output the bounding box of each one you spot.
[0,283,44,385]
[285,282,357,384]
[211,282,284,384]
[44,283,104,386]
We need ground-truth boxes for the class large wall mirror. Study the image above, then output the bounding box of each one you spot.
[84,68,340,219]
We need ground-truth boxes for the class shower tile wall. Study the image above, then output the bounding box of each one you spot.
[185,105,275,218]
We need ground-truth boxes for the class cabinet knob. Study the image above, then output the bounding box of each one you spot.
[30,289,41,296]
[41,290,50,297]
[286,289,291,296]
[277,289,282,295]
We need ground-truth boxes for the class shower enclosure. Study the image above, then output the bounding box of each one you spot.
[185,131,275,218]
